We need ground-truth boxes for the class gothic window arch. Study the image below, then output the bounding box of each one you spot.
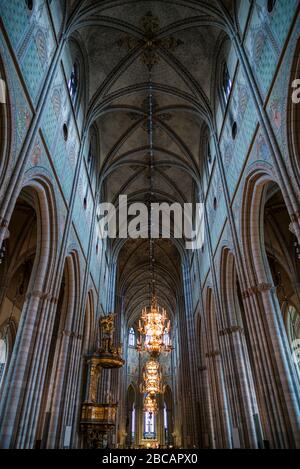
[163,331,170,347]
[87,139,94,174]
[87,129,98,187]
[204,133,213,181]
[221,62,232,106]
[67,35,89,117]
[128,327,135,347]
[68,62,79,103]
[207,138,212,165]
[25,0,34,11]
[267,0,276,13]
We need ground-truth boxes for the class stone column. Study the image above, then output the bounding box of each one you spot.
[206,350,232,449]
[242,283,300,448]
[16,293,60,449]
[199,366,215,448]
[261,286,300,447]
[46,329,74,448]
[219,326,258,448]
[0,288,54,448]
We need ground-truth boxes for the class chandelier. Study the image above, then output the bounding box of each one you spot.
[141,359,163,395]
[143,394,158,415]
[137,296,172,356]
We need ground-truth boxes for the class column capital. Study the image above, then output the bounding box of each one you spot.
[0,224,10,243]
[242,282,273,298]
[61,330,83,340]
[290,211,300,224]
[0,217,9,228]
[205,350,221,358]
[219,325,243,336]
[198,366,207,372]
[26,290,49,300]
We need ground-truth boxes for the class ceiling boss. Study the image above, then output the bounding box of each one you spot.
[117,11,183,70]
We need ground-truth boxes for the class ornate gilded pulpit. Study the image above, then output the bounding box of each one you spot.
[80,314,125,448]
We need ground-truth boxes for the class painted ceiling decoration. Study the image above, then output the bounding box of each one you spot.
[117,11,184,70]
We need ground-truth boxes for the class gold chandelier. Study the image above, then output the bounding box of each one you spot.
[143,394,158,415]
[137,296,172,356]
[141,359,163,396]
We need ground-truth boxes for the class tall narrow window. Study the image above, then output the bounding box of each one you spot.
[0,337,7,385]
[144,411,155,437]
[88,142,92,165]
[163,331,170,347]
[131,405,135,439]
[68,63,79,102]
[87,137,97,185]
[222,63,232,104]
[207,139,212,164]
[128,327,135,347]
[88,142,94,175]
[267,0,276,13]
[25,0,34,11]
[164,402,168,430]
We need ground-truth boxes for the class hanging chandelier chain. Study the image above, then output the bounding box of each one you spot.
[139,73,173,417]
[147,72,156,301]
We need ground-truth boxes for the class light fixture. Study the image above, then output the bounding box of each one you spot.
[143,394,158,415]
[137,295,172,356]
[141,358,163,395]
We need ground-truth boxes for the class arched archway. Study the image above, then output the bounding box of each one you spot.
[220,248,260,449]
[241,169,300,448]
[263,184,300,359]
[288,37,300,187]
[40,251,81,449]
[0,191,37,393]
[0,54,11,187]
[0,177,58,449]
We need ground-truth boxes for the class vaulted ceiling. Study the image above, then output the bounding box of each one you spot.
[66,0,237,323]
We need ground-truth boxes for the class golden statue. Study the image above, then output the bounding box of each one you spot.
[100,313,116,336]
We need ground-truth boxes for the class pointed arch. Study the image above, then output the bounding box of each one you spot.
[0,53,11,187]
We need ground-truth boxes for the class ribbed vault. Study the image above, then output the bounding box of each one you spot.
[65,0,237,324]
